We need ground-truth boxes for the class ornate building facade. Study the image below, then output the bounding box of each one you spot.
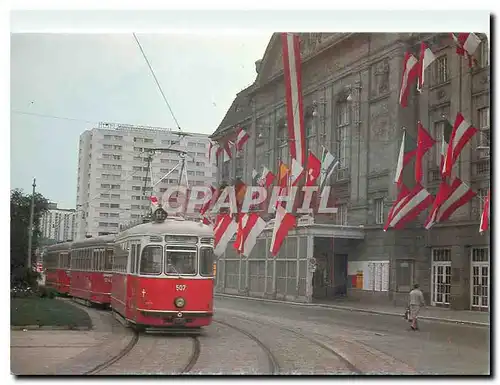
[211,33,490,311]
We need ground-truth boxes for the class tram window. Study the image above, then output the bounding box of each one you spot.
[85,249,89,271]
[130,244,137,274]
[105,249,114,271]
[92,250,98,271]
[165,249,197,276]
[136,245,141,273]
[99,249,104,271]
[140,246,163,275]
[199,248,214,277]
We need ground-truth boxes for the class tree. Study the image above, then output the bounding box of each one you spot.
[10,189,49,279]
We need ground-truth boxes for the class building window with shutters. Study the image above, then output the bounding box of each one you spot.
[336,101,350,170]
[433,55,449,84]
[336,203,348,226]
[478,107,490,149]
[374,198,384,225]
[479,39,489,68]
[432,121,445,166]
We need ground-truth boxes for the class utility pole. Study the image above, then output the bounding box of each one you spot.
[27,178,36,270]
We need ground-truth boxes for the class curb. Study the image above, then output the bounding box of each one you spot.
[214,293,490,327]
[11,325,91,331]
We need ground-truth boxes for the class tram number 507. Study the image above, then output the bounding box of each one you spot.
[176,284,187,291]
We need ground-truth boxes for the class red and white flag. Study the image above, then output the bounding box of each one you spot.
[234,213,267,256]
[213,214,238,257]
[394,131,417,186]
[258,166,275,188]
[435,177,476,223]
[208,141,219,164]
[202,216,213,227]
[216,140,233,162]
[384,184,410,232]
[386,183,433,230]
[281,33,306,166]
[417,42,436,92]
[442,113,478,178]
[149,195,159,210]
[235,126,250,151]
[290,158,304,187]
[270,206,297,256]
[480,189,490,233]
[305,151,321,186]
[439,136,448,175]
[233,214,245,253]
[415,121,436,183]
[451,33,482,68]
[200,185,216,216]
[399,52,419,107]
[424,181,452,230]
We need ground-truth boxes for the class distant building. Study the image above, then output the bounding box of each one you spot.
[40,203,77,242]
[75,122,217,239]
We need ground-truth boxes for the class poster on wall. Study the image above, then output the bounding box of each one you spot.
[347,260,390,291]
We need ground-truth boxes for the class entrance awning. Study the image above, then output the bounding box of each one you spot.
[259,215,365,239]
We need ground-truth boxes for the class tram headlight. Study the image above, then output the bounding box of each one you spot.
[174,297,185,308]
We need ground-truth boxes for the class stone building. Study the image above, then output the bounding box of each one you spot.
[210,33,490,311]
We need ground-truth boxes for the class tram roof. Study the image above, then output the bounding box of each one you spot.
[71,234,117,248]
[116,217,213,240]
[44,241,72,252]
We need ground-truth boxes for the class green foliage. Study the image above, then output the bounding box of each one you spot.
[37,286,57,299]
[10,188,49,286]
[11,267,40,288]
[11,297,92,328]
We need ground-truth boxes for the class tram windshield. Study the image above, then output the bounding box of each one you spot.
[165,247,197,276]
[140,245,163,275]
[199,248,214,277]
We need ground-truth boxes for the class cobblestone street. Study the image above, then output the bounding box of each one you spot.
[11,297,490,375]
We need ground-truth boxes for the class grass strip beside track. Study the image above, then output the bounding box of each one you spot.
[11,297,92,329]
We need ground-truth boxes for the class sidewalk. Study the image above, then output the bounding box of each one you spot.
[11,301,133,375]
[215,293,490,327]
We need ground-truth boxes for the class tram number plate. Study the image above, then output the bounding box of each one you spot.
[176,285,187,291]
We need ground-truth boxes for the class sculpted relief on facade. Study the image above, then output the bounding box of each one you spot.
[370,58,390,99]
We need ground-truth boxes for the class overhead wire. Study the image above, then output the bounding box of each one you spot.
[132,33,182,132]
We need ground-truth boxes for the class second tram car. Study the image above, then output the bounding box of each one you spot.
[44,241,72,295]
[70,235,116,306]
[111,211,215,330]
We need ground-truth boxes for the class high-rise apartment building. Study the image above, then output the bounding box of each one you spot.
[75,122,217,239]
[40,202,77,242]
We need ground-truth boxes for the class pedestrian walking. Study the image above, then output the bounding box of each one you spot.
[408,283,425,330]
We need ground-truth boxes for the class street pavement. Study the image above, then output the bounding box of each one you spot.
[11,297,490,375]
[214,296,490,375]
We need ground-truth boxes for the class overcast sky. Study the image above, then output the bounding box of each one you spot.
[10,33,270,208]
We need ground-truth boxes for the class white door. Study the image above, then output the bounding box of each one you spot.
[432,263,451,306]
[431,248,452,307]
[471,247,490,311]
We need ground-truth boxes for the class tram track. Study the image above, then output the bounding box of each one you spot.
[213,320,280,374]
[180,337,201,373]
[216,314,362,374]
[84,331,140,375]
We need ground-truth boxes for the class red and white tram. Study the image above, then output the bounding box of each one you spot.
[70,235,116,307]
[111,210,215,330]
[43,241,72,295]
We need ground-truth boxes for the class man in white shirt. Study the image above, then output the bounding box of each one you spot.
[409,283,425,330]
